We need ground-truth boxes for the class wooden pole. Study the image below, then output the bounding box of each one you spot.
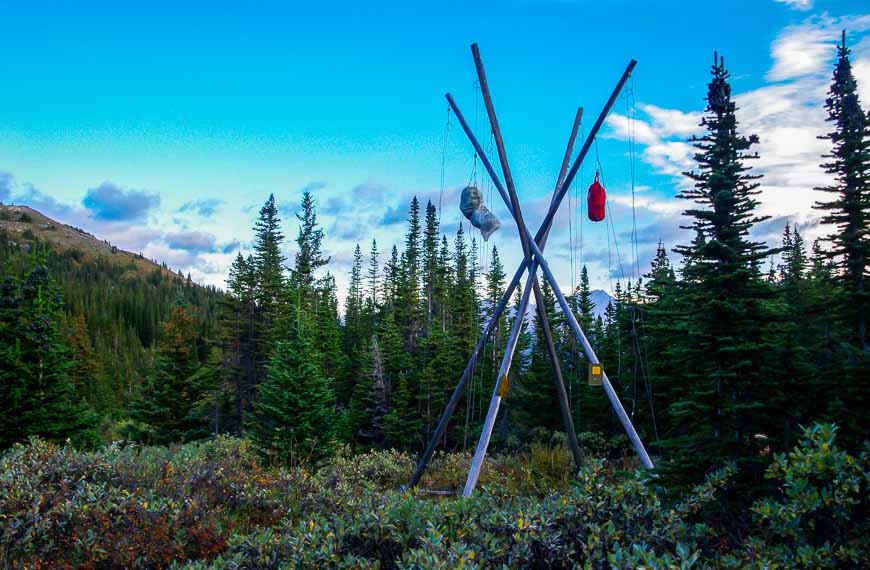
[464,44,583,494]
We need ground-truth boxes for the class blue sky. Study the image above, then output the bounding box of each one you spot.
[1,0,868,300]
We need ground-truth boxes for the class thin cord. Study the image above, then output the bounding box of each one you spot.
[621,78,659,439]
[580,123,585,270]
[438,105,451,228]
[627,78,641,282]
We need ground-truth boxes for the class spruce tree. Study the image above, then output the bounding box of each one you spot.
[293,190,330,295]
[662,54,778,490]
[219,252,258,431]
[437,235,452,323]
[67,313,111,413]
[344,244,364,352]
[771,224,816,448]
[397,197,422,353]
[480,246,508,390]
[422,200,440,326]
[253,194,286,349]
[576,266,595,333]
[0,267,98,449]
[814,32,870,354]
[383,245,400,311]
[125,300,213,444]
[452,224,477,359]
[312,273,346,383]
[249,321,336,465]
[366,238,380,308]
[812,33,869,445]
[641,242,677,441]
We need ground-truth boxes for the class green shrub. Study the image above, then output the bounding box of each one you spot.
[725,423,869,568]
[1,424,866,568]
[0,437,295,568]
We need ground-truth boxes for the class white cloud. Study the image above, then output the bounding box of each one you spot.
[767,14,870,81]
[773,0,813,11]
[854,57,870,103]
[142,242,199,268]
[605,112,660,145]
[639,104,703,138]
[605,13,870,252]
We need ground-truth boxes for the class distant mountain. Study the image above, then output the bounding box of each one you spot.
[590,289,613,319]
[516,288,613,328]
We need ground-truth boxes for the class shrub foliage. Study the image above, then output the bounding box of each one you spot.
[1,423,866,569]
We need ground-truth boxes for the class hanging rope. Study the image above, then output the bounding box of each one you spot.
[438,104,451,228]
[571,121,585,425]
[579,123,586,271]
[595,83,658,438]
[625,78,659,440]
[434,102,453,446]
[627,77,642,283]
[464,83,493,447]
[468,81,481,188]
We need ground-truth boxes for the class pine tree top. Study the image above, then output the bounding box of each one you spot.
[676,53,772,273]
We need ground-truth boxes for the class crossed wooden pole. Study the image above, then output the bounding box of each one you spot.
[407,44,653,496]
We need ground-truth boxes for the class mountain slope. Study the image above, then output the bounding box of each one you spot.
[0,204,223,416]
[0,204,179,280]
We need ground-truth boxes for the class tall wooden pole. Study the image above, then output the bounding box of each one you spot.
[466,43,583,487]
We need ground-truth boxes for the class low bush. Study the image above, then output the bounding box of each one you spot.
[1,424,866,568]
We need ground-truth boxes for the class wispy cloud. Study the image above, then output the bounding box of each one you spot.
[773,0,813,12]
[179,198,224,218]
[768,14,870,81]
[0,172,11,202]
[165,230,218,253]
[380,203,408,225]
[605,13,870,254]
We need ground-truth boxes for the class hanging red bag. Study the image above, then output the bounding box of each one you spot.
[587,172,606,222]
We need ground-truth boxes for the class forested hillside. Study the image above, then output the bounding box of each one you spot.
[1,37,868,569]
[0,205,222,439]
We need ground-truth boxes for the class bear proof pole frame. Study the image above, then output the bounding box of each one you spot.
[406,47,650,493]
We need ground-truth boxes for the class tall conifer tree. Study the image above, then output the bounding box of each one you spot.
[125,300,213,444]
[0,267,98,449]
[249,321,335,465]
[253,194,286,347]
[663,54,777,488]
[814,32,870,354]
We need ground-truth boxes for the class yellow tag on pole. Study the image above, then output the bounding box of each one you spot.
[497,373,510,397]
[588,363,603,386]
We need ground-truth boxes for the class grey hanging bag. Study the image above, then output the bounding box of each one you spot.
[460,185,501,241]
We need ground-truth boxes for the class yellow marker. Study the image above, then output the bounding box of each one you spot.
[498,373,510,397]
[588,363,603,386]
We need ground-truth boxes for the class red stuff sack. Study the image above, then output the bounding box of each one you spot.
[587,173,606,222]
